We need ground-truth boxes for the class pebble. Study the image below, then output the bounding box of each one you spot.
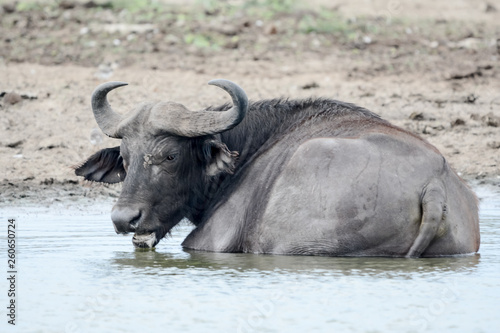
[265,25,278,35]
[2,2,16,13]
[482,2,497,13]
[487,141,500,149]
[409,112,425,120]
[451,118,466,127]
[3,92,22,105]
[482,113,500,127]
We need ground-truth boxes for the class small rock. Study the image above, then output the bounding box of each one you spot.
[409,112,425,120]
[451,118,466,127]
[224,40,239,49]
[3,92,22,105]
[482,2,497,13]
[6,140,24,148]
[20,93,37,100]
[41,178,55,185]
[83,1,99,8]
[423,124,445,135]
[165,34,180,45]
[478,64,493,71]
[487,141,500,149]
[59,0,76,9]
[482,112,500,127]
[476,172,486,180]
[99,23,155,34]
[429,41,439,48]
[2,2,16,13]
[456,38,482,50]
[448,71,480,80]
[470,113,481,121]
[265,24,278,35]
[301,82,320,90]
[447,67,484,80]
[464,93,477,103]
[217,24,240,36]
[434,99,447,108]
[95,62,118,79]
[422,126,435,135]
[37,136,68,150]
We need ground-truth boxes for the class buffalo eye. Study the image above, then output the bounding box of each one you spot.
[166,154,176,161]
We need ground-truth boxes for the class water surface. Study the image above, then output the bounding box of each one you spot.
[1,186,499,333]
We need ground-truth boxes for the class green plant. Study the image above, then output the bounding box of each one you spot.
[184,33,211,49]
[16,1,48,11]
[298,11,350,35]
[109,0,160,12]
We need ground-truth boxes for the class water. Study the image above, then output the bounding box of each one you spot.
[1,186,499,333]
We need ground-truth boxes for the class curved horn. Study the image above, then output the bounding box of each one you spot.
[91,81,128,138]
[207,79,249,130]
[150,79,249,137]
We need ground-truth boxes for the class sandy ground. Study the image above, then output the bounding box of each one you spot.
[1,0,499,204]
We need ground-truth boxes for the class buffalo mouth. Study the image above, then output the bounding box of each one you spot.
[132,232,158,249]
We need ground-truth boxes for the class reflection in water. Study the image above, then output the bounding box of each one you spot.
[110,247,481,276]
[0,190,498,333]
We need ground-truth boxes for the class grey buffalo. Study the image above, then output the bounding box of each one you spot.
[75,80,480,257]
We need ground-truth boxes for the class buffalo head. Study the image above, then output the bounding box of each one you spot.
[75,80,248,248]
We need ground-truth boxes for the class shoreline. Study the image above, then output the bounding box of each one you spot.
[1,175,499,207]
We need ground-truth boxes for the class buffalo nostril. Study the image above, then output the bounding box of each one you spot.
[129,212,141,229]
[111,207,142,233]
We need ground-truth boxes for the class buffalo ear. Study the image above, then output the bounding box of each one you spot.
[203,140,238,177]
[74,146,125,184]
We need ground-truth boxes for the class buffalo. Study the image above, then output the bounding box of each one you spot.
[75,79,480,257]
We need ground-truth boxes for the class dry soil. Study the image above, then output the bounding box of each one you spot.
[1,0,499,204]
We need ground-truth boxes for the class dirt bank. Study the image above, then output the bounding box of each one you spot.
[1,0,499,204]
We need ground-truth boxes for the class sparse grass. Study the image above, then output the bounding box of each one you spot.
[13,0,161,13]
[2,0,495,64]
[184,33,211,49]
[243,0,297,18]
[298,11,350,35]
[16,0,50,11]
[108,0,161,12]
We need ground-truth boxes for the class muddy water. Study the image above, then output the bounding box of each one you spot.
[1,186,499,333]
